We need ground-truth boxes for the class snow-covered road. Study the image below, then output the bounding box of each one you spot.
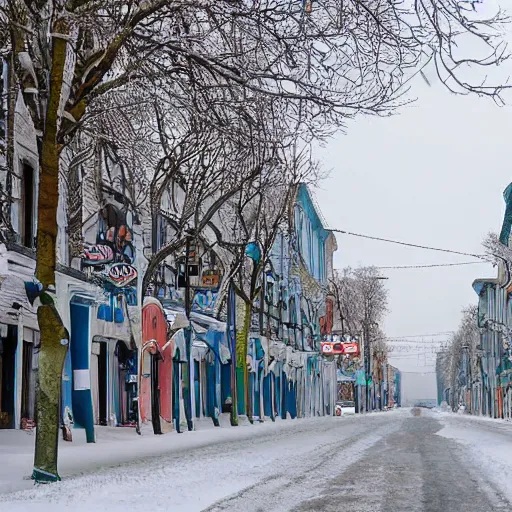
[3,409,512,511]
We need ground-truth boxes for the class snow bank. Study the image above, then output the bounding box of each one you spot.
[0,417,321,494]
[436,413,512,504]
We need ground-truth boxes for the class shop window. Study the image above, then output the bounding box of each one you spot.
[21,163,35,248]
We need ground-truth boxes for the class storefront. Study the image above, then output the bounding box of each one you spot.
[0,273,39,431]
[142,298,172,434]
[90,337,137,427]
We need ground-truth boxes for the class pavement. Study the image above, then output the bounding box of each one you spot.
[1,409,512,511]
[294,413,511,512]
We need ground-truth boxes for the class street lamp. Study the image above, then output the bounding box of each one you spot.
[364,321,379,412]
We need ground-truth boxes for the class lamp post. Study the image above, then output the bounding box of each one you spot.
[182,231,194,431]
[364,321,380,412]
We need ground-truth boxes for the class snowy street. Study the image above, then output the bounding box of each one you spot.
[3,410,512,511]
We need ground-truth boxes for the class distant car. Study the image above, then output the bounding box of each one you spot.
[335,400,356,416]
[413,401,434,409]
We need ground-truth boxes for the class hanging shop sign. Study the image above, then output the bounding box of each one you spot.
[321,342,333,354]
[341,343,359,355]
[108,263,138,287]
[321,341,360,356]
[321,341,343,355]
[201,270,221,288]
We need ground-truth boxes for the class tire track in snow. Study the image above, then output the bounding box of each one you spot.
[202,417,403,512]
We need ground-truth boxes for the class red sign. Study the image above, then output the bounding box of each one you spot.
[202,273,220,288]
[321,342,343,355]
[342,343,359,355]
[321,342,360,356]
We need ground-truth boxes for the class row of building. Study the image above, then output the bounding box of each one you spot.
[0,57,393,437]
[330,337,401,413]
[437,182,512,419]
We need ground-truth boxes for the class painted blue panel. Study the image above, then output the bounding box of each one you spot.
[286,380,297,419]
[254,368,262,418]
[280,371,287,419]
[213,332,221,422]
[70,303,95,443]
[275,374,281,417]
[194,360,201,418]
[173,359,180,432]
[263,374,272,417]
[61,350,73,425]
[248,372,255,418]
[221,364,231,404]
[295,184,329,283]
[206,361,215,418]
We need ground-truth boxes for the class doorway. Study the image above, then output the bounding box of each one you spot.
[151,353,161,434]
[21,340,36,426]
[116,341,137,426]
[97,342,108,426]
[0,326,17,429]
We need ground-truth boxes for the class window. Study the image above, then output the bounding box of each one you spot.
[21,163,35,248]
[0,58,7,151]
[156,214,167,251]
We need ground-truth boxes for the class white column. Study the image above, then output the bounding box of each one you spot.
[14,315,23,429]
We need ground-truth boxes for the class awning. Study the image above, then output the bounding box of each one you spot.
[337,369,356,382]
[0,275,38,330]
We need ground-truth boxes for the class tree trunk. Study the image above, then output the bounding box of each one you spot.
[31,19,70,483]
[235,300,251,418]
[33,305,69,482]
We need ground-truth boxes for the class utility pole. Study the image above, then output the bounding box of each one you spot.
[227,281,238,426]
[364,319,370,412]
[183,233,194,431]
[462,343,470,412]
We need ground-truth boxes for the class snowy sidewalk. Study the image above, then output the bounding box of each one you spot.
[0,415,338,495]
[0,411,404,512]
[435,410,512,505]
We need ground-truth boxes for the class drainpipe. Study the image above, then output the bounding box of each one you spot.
[183,234,194,431]
[141,339,162,434]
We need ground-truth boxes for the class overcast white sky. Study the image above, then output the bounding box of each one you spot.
[314,5,512,380]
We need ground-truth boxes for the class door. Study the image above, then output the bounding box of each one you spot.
[151,354,161,434]
[70,303,95,442]
[98,342,107,426]
[173,357,180,431]
[21,341,35,424]
[0,326,17,428]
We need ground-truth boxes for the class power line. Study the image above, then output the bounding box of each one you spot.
[375,261,488,270]
[387,339,449,344]
[387,332,453,338]
[398,371,437,374]
[331,229,490,261]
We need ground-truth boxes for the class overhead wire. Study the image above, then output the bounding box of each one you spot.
[387,339,449,344]
[331,229,491,262]
[387,332,453,338]
[375,261,489,270]
[329,230,481,362]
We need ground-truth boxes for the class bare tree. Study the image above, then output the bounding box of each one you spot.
[438,305,480,412]
[330,266,389,337]
[330,266,389,411]
[0,0,509,482]
[140,107,283,298]
[202,133,319,423]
